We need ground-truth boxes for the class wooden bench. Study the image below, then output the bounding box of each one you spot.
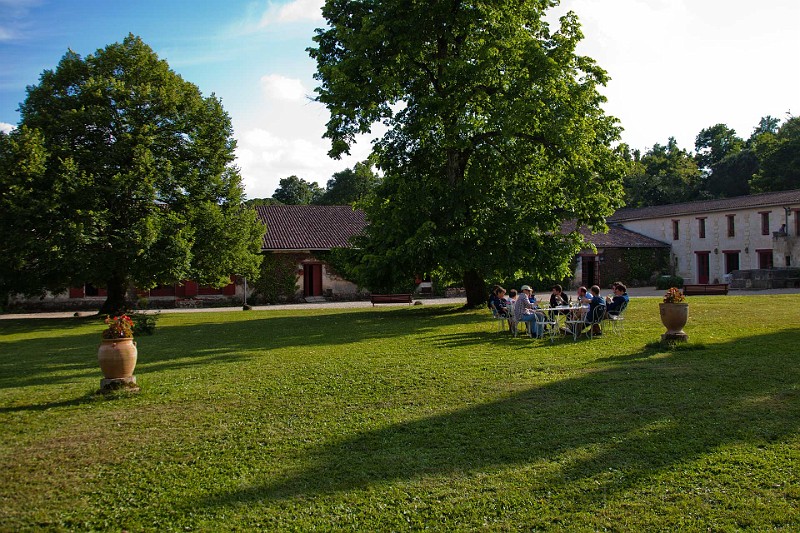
[683,283,729,296]
[370,293,413,306]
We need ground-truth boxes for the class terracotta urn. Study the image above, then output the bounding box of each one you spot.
[98,338,138,379]
[659,302,689,341]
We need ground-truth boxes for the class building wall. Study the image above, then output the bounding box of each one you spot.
[619,205,800,284]
[7,279,242,310]
[270,251,363,298]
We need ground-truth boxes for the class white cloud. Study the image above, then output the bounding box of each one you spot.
[260,74,307,102]
[258,0,324,26]
[233,65,379,199]
[236,126,374,199]
[0,122,13,133]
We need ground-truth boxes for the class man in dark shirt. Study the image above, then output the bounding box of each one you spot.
[606,282,629,316]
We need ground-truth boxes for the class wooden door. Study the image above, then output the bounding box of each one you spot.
[696,252,710,284]
[303,264,323,297]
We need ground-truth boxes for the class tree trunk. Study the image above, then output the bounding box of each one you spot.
[463,269,487,308]
[99,275,129,316]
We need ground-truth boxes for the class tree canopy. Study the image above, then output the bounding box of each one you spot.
[309,0,625,305]
[317,160,380,206]
[751,116,800,192]
[0,35,264,314]
[272,175,324,205]
[622,138,704,208]
[621,114,798,206]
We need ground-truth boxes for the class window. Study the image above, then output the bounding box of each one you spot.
[672,220,680,241]
[697,217,706,239]
[760,211,770,235]
[726,214,735,237]
[757,249,773,269]
[724,251,740,274]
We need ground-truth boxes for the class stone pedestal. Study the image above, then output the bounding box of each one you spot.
[661,332,688,342]
[99,375,140,393]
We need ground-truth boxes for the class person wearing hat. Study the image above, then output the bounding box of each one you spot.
[513,285,545,338]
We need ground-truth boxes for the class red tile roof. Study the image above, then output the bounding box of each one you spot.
[610,189,800,222]
[561,220,670,249]
[255,205,367,251]
[254,205,667,252]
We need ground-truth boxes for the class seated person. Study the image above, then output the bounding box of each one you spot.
[507,289,517,304]
[549,284,569,309]
[547,283,569,321]
[514,285,545,338]
[488,286,509,317]
[605,282,629,316]
[569,286,589,320]
[578,285,606,335]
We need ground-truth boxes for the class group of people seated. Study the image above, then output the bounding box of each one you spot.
[488,281,629,338]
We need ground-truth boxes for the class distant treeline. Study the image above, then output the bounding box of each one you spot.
[620,115,799,207]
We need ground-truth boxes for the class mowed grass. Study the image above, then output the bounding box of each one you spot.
[1,296,799,531]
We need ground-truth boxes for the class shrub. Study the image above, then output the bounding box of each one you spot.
[129,311,159,336]
[656,275,683,290]
[252,254,300,304]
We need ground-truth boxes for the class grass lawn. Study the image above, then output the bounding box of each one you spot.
[1,295,799,531]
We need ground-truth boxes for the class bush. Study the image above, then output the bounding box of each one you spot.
[252,254,299,304]
[129,311,159,336]
[656,275,684,290]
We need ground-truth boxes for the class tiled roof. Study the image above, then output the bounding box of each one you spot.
[609,189,800,222]
[255,205,367,251]
[561,221,670,249]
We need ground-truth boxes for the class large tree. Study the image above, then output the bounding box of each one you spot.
[272,175,324,205]
[622,138,703,207]
[309,0,625,306]
[694,123,743,171]
[0,35,264,314]
[751,116,800,192]
[317,160,380,205]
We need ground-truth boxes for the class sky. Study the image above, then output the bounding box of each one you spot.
[1,0,799,199]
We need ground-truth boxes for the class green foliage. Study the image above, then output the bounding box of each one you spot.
[1,297,800,529]
[656,275,684,290]
[751,116,800,192]
[128,310,159,336]
[0,35,264,315]
[621,114,800,205]
[252,253,299,304]
[273,175,323,205]
[309,3,626,305]
[621,248,671,284]
[705,148,756,197]
[694,123,744,171]
[623,138,704,207]
[316,160,380,205]
[244,197,283,207]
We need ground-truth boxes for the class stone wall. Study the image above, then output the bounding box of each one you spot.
[729,268,800,289]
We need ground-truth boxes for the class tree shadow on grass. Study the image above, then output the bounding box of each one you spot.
[189,328,800,515]
[0,305,473,390]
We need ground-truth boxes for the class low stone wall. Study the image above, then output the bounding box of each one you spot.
[729,268,800,289]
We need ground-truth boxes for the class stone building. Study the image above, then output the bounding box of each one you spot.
[608,189,800,287]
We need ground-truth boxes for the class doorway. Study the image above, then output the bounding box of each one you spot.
[303,263,323,297]
[581,255,599,288]
[696,252,710,284]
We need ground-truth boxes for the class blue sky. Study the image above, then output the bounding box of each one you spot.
[2,0,799,198]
